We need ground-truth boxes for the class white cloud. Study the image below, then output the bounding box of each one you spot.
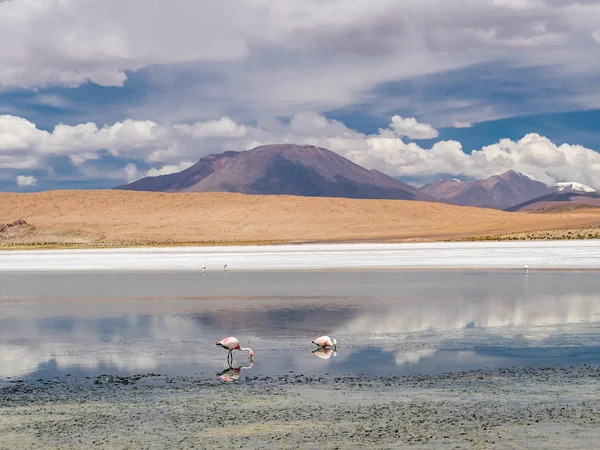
[123,163,140,183]
[388,116,439,140]
[122,161,195,182]
[70,152,101,166]
[2,113,600,189]
[348,132,600,189]
[0,155,38,169]
[0,115,43,150]
[0,115,173,169]
[453,121,473,129]
[174,117,248,138]
[16,175,37,186]
[146,162,194,177]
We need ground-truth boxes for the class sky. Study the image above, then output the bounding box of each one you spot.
[1,0,600,192]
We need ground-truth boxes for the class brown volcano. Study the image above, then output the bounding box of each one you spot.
[116,144,434,201]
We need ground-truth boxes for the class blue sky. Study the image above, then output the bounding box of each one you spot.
[2,0,600,192]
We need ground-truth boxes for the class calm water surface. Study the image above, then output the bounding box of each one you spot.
[1,270,600,383]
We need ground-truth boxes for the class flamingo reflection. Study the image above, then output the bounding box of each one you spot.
[312,347,337,359]
[216,361,254,382]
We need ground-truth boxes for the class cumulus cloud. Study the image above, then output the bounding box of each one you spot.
[70,152,101,166]
[388,116,439,140]
[0,115,173,169]
[453,122,473,129]
[2,113,600,189]
[350,132,600,188]
[146,162,194,177]
[174,117,248,138]
[122,161,195,182]
[123,163,140,183]
[16,175,37,186]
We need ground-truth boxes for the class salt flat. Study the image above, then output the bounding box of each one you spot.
[1,240,600,271]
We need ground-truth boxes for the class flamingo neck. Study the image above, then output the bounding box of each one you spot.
[240,347,252,353]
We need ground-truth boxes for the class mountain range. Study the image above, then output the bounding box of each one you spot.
[117,143,597,211]
[117,144,434,202]
[419,170,555,209]
[420,171,596,209]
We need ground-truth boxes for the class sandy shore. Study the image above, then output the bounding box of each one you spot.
[1,365,599,449]
[2,190,600,248]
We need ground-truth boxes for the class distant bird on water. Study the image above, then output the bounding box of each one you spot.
[224,263,228,272]
[312,335,337,350]
[202,265,206,273]
[216,336,254,362]
[523,265,529,274]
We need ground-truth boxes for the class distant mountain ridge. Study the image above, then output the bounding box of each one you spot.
[420,170,555,209]
[420,179,470,199]
[506,191,600,212]
[116,144,435,202]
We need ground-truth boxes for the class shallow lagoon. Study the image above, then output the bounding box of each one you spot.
[2,270,600,383]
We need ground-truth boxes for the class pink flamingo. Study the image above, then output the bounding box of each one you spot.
[216,336,254,363]
[312,335,337,350]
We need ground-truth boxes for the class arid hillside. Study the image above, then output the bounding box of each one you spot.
[117,144,434,202]
[2,190,600,248]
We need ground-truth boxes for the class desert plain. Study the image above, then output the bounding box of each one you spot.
[2,190,600,248]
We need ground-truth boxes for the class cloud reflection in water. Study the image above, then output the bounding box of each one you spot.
[1,271,600,380]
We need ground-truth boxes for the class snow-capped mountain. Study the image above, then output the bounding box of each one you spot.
[419,170,554,209]
[551,182,596,193]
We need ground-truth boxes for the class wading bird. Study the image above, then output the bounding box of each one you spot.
[216,336,254,363]
[202,265,206,273]
[524,265,529,274]
[312,335,337,350]
[224,263,228,272]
